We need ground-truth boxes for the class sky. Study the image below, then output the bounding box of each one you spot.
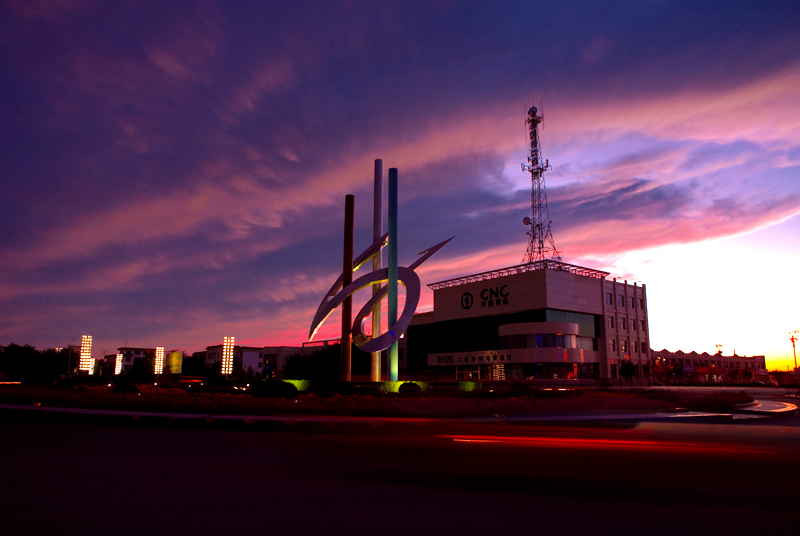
[1,0,799,369]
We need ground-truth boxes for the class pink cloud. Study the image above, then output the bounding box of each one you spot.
[228,59,295,115]
[6,0,90,20]
[145,4,222,83]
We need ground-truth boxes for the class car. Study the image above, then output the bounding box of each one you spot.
[750,381,765,387]
[766,380,779,387]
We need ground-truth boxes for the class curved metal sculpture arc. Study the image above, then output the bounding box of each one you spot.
[351,235,455,351]
[309,267,420,353]
[350,268,421,353]
[309,235,455,351]
[313,232,388,319]
[310,233,388,340]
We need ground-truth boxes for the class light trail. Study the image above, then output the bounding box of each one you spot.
[439,434,772,455]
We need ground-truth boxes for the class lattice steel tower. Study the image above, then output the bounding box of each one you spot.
[521,105,562,263]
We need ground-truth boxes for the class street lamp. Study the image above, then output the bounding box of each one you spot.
[789,330,799,396]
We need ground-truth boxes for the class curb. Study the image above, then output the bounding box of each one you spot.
[731,400,798,417]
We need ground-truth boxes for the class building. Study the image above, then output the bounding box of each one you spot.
[205,344,264,375]
[652,349,768,383]
[263,345,328,378]
[117,347,156,372]
[404,261,650,381]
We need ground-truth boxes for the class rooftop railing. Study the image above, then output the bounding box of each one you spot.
[428,260,609,290]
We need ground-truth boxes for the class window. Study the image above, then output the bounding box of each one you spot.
[633,341,638,352]
[641,321,646,332]
[610,339,617,352]
[621,340,628,352]
[638,298,644,309]
[608,316,615,329]
[621,317,627,330]
[606,293,613,305]
[618,295,624,307]
[641,342,647,353]
[628,297,634,308]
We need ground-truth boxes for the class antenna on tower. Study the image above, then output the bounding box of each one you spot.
[540,98,545,130]
[520,104,562,264]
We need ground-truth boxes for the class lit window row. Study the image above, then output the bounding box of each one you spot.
[605,293,645,310]
[79,335,93,373]
[222,336,235,375]
[608,316,647,331]
[154,347,165,375]
[666,358,759,370]
[114,353,123,375]
[609,339,648,354]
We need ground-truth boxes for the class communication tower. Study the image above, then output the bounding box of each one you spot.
[521,105,562,263]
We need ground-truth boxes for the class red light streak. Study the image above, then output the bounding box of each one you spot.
[440,435,771,455]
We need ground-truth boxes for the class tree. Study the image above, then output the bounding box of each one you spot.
[619,360,638,382]
[726,368,742,384]
[205,360,223,381]
[123,352,154,382]
[181,353,206,376]
[668,364,686,385]
[0,344,67,380]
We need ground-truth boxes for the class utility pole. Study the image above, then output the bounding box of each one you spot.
[789,330,799,396]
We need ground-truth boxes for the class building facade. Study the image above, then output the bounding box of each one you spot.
[652,349,768,383]
[405,261,650,381]
[205,345,264,374]
[116,347,155,372]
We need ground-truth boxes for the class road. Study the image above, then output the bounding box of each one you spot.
[2,390,799,536]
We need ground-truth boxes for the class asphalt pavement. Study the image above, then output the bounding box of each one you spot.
[2,389,799,536]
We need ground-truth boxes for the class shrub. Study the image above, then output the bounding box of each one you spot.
[113,382,139,393]
[398,382,422,394]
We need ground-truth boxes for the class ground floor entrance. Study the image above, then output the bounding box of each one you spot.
[453,362,600,381]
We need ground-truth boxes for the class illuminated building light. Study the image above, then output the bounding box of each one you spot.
[79,335,93,373]
[222,337,235,375]
[491,364,506,380]
[114,353,123,375]
[154,347,165,375]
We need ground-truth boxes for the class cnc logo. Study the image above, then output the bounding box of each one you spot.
[461,292,474,310]
[480,285,509,308]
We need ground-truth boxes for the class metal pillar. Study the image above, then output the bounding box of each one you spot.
[388,168,399,381]
[371,159,383,382]
[341,195,354,382]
